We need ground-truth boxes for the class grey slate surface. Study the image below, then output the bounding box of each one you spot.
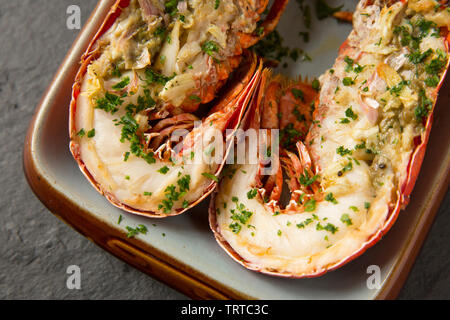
[0,0,448,300]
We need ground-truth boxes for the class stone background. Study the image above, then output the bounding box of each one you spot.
[0,0,448,299]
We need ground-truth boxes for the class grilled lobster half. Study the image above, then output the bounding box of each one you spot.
[69,0,286,217]
[209,0,450,277]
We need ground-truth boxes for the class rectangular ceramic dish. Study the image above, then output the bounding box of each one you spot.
[23,0,450,299]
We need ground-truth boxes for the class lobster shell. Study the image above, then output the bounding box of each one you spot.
[208,1,450,278]
[68,0,268,217]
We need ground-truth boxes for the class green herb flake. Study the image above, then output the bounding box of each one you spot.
[158,166,170,174]
[202,40,220,58]
[247,189,258,200]
[336,146,353,156]
[87,129,96,138]
[345,107,358,120]
[325,193,338,204]
[316,222,339,234]
[340,214,353,226]
[299,170,319,187]
[315,0,343,20]
[343,77,355,86]
[312,79,320,91]
[202,172,219,182]
[126,224,148,238]
[76,128,86,137]
[229,222,242,234]
[112,77,130,90]
[189,95,201,102]
[304,199,317,212]
[291,88,305,102]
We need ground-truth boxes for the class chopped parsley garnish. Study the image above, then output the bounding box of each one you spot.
[154,26,166,38]
[343,77,355,86]
[177,175,191,193]
[96,92,123,114]
[126,224,148,238]
[336,146,353,156]
[117,112,156,165]
[345,107,358,120]
[164,0,180,16]
[312,79,320,91]
[280,123,304,149]
[202,40,220,58]
[297,218,313,229]
[202,172,219,182]
[315,0,343,20]
[316,222,338,234]
[112,65,122,78]
[293,106,306,122]
[344,56,354,72]
[158,166,170,174]
[407,48,433,64]
[342,161,353,173]
[229,222,242,234]
[143,192,152,196]
[87,129,96,138]
[214,0,220,10]
[299,170,319,186]
[325,193,338,204]
[292,88,305,102]
[304,199,317,212]
[340,214,353,226]
[189,95,201,102]
[230,203,253,225]
[76,128,86,137]
[112,77,130,90]
[389,80,410,96]
[414,89,433,120]
[425,51,447,76]
[425,75,439,87]
[355,141,366,150]
[158,175,190,213]
[252,30,309,65]
[144,68,172,86]
[247,189,258,200]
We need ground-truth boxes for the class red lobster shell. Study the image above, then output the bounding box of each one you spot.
[208,0,450,278]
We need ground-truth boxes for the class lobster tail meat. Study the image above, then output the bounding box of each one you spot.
[209,0,449,277]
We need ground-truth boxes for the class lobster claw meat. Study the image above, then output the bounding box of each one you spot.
[69,0,273,217]
[209,0,450,277]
